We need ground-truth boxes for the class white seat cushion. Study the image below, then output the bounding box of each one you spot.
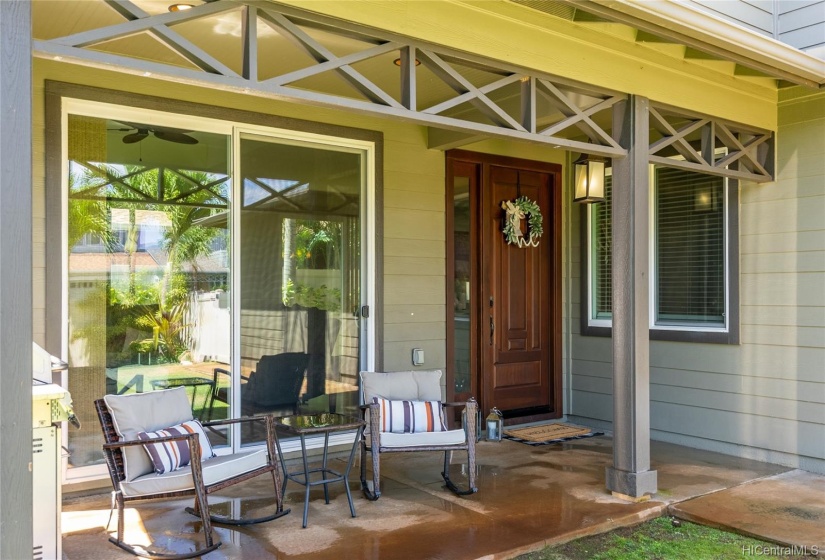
[120,448,269,497]
[378,429,467,448]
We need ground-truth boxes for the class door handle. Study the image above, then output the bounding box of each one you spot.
[489,315,495,345]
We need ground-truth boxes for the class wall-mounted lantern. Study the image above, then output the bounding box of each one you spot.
[573,152,606,204]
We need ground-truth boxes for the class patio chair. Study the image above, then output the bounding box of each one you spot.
[359,370,478,500]
[96,387,289,559]
[206,352,309,421]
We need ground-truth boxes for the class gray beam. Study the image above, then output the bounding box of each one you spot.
[32,41,625,158]
[0,1,33,558]
[606,95,658,500]
[242,5,258,81]
[399,46,416,111]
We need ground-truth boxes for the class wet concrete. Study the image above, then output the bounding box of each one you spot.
[670,469,825,551]
[62,437,790,559]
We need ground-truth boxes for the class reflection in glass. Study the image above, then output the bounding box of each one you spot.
[66,115,232,468]
[453,177,471,395]
[240,136,362,446]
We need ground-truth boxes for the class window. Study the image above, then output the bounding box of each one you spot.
[654,167,725,327]
[583,165,738,343]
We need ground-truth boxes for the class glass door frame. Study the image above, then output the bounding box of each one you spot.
[59,98,377,483]
[231,126,377,452]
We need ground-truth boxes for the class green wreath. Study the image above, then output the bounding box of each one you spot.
[501,196,543,247]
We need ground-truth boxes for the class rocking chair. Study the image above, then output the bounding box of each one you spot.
[359,370,478,500]
[96,387,289,559]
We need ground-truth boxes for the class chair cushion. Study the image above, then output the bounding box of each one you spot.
[373,397,447,433]
[360,370,443,401]
[119,448,269,497]
[138,420,216,475]
[104,387,194,482]
[379,429,467,448]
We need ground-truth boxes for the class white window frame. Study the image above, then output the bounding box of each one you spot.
[60,98,377,483]
[585,163,730,335]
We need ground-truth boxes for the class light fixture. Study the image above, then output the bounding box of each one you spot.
[573,152,606,204]
[393,57,421,66]
[168,3,194,12]
[485,407,503,442]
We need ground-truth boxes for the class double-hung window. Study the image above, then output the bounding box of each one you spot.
[583,165,739,344]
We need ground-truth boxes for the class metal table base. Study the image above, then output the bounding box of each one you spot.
[274,414,365,528]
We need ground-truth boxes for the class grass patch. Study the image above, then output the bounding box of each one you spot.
[517,517,813,560]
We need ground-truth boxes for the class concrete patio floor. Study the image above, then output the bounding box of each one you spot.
[62,436,795,559]
[671,469,825,552]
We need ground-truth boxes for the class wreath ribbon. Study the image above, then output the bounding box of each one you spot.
[501,196,543,248]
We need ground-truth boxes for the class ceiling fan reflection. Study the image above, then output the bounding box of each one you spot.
[110,121,199,145]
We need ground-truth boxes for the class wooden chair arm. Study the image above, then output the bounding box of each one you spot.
[103,432,197,450]
[442,401,471,408]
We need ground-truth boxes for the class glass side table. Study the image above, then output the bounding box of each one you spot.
[273,413,365,528]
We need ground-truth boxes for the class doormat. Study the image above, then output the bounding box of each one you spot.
[503,422,603,446]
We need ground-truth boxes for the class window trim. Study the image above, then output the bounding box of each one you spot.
[579,165,739,345]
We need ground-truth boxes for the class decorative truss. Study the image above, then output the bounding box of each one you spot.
[34,0,626,158]
[35,0,775,181]
[648,103,774,183]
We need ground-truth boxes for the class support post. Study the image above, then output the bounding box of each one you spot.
[606,95,657,500]
[0,0,34,557]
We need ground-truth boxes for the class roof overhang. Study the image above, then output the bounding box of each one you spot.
[558,0,825,89]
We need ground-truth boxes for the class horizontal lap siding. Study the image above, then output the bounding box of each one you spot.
[382,133,446,372]
[779,1,825,50]
[570,88,825,473]
[688,0,775,36]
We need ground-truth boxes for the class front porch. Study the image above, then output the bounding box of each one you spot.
[62,435,791,559]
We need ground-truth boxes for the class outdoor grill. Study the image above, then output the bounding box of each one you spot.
[32,343,73,560]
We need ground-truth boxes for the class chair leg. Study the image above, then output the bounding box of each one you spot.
[441,449,478,496]
[360,440,381,501]
[110,492,221,560]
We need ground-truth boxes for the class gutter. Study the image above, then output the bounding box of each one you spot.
[559,0,825,89]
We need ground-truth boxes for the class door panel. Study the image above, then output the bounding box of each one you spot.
[484,165,551,413]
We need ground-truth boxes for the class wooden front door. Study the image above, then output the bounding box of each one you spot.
[447,151,562,420]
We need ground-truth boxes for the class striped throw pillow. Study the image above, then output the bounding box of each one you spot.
[373,397,447,434]
[137,419,216,475]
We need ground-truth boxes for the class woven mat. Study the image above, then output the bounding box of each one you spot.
[503,422,602,446]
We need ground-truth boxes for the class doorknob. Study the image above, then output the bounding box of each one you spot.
[489,315,495,345]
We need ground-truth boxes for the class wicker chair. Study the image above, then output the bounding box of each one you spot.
[359,370,478,500]
[96,387,289,559]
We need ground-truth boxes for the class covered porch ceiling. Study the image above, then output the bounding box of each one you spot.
[33,0,780,182]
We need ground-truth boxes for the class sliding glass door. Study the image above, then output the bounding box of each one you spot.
[238,134,363,446]
[62,100,373,478]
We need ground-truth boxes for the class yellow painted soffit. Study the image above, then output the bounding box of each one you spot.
[272,0,777,130]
